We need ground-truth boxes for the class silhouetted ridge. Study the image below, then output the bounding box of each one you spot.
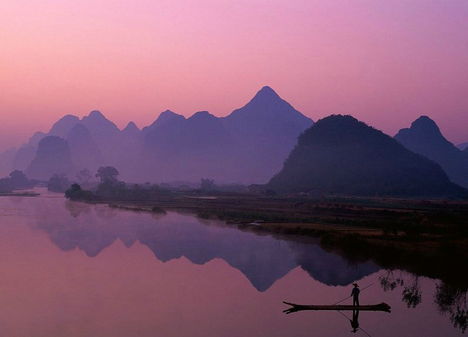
[189,110,216,120]
[26,136,74,180]
[81,110,119,131]
[139,87,312,183]
[249,85,281,102]
[227,86,309,121]
[158,109,183,121]
[395,116,468,188]
[49,114,80,137]
[268,115,466,197]
[123,122,139,133]
[5,87,312,183]
[411,116,442,134]
[28,132,46,147]
[143,110,185,133]
[87,110,106,120]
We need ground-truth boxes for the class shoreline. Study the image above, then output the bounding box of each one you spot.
[74,193,468,256]
[95,194,467,287]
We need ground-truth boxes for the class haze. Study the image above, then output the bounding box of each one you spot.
[1,0,468,151]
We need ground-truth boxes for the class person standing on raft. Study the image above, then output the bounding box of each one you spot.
[351,283,360,307]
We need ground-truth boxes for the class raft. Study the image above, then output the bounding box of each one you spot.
[283,301,391,313]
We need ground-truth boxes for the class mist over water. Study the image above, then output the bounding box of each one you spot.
[0,189,464,337]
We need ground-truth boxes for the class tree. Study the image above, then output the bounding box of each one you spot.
[200,178,216,192]
[0,178,12,193]
[9,170,31,189]
[402,276,422,308]
[96,166,119,183]
[435,283,467,333]
[379,270,404,292]
[65,183,82,199]
[65,183,96,201]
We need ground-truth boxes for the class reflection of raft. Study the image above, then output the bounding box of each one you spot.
[283,301,391,313]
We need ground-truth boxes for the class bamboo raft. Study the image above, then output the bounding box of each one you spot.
[283,301,391,314]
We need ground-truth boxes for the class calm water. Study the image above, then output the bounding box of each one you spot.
[0,189,465,337]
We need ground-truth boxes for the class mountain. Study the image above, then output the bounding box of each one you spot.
[117,122,144,179]
[143,110,235,182]
[146,110,229,152]
[5,87,312,184]
[81,110,120,137]
[225,86,311,134]
[122,121,140,136]
[10,132,46,171]
[223,86,313,182]
[66,124,103,172]
[80,110,121,163]
[26,136,74,180]
[268,115,466,197]
[142,110,186,151]
[49,115,80,137]
[0,148,16,176]
[12,145,36,171]
[28,131,46,146]
[2,111,123,181]
[142,110,185,134]
[142,87,312,183]
[395,116,468,188]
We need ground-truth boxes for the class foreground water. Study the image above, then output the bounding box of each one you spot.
[0,189,465,336]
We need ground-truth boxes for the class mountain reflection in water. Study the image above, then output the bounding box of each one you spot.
[30,198,378,291]
[0,191,465,336]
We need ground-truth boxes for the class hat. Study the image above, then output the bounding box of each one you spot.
[353,283,359,287]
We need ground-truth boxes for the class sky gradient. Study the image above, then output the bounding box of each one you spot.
[1,0,467,150]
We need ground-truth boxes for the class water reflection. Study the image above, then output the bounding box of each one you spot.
[30,198,379,291]
[350,310,360,333]
[379,270,467,333]
[435,283,468,333]
[0,191,465,336]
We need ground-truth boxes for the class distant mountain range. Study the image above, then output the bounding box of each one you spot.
[1,86,313,184]
[141,86,312,183]
[0,88,466,197]
[268,115,466,197]
[26,136,74,180]
[395,116,468,188]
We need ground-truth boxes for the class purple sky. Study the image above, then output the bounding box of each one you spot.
[1,0,467,150]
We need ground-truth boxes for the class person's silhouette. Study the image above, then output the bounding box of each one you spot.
[350,309,360,333]
[351,283,360,307]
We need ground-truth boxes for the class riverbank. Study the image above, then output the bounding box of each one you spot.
[0,191,40,197]
[90,193,467,286]
[72,192,467,257]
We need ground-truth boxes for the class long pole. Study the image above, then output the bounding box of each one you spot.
[333,282,375,305]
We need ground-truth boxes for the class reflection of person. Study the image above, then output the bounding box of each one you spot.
[350,309,360,333]
[351,283,360,307]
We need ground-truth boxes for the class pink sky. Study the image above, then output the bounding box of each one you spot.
[1,0,467,150]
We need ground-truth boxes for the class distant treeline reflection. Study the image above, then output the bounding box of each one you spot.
[379,271,467,333]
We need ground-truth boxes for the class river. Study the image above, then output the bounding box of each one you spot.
[0,189,465,336]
